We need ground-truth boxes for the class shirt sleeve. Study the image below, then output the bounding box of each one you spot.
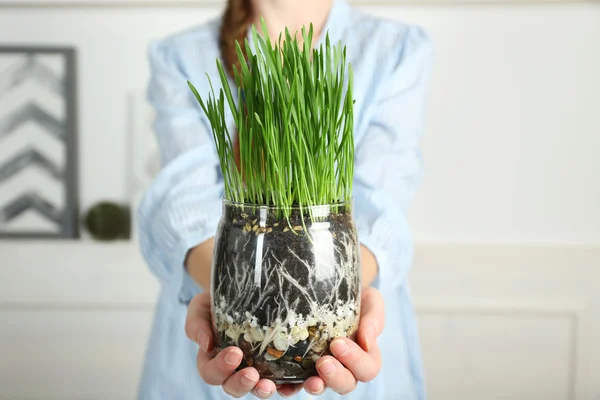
[137,39,223,304]
[353,26,434,292]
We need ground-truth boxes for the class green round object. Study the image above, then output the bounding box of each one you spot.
[84,202,130,241]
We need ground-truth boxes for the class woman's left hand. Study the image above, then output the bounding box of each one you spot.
[277,286,385,397]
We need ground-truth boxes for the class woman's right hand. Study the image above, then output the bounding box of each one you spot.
[185,292,301,398]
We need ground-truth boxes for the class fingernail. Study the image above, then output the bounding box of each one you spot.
[257,388,271,398]
[309,381,325,394]
[331,339,349,356]
[240,373,256,387]
[224,349,241,366]
[198,332,209,353]
[318,359,335,376]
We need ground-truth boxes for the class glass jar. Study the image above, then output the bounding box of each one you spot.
[211,200,361,383]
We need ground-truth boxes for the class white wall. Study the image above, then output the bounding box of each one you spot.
[396,4,600,245]
[1,2,600,400]
[0,2,598,245]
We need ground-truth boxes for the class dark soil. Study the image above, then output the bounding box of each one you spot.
[212,206,358,327]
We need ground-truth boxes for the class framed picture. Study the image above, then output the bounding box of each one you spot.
[0,46,79,239]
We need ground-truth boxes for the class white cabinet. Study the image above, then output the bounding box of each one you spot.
[1,244,598,400]
[411,246,600,400]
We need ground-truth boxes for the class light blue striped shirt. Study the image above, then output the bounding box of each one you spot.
[137,1,433,399]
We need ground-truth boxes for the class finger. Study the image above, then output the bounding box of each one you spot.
[251,379,278,399]
[277,383,303,398]
[358,287,385,352]
[316,355,357,395]
[303,376,326,395]
[197,346,243,386]
[222,367,260,398]
[185,293,213,352]
[330,337,381,382]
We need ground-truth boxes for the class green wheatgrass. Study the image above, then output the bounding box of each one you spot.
[188,20,354,219]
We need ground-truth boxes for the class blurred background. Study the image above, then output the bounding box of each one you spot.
[0,0,599,399]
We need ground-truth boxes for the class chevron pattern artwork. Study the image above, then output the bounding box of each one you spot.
[0,47,78,238]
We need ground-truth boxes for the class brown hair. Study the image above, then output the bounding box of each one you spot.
[220,0,253,79]
[220,0,253,171]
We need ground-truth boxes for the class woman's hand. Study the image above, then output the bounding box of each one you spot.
[184,286,384,398]
[185,292,278,398]
[303,286,384,395]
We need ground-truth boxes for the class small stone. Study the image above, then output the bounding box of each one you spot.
[286,339,310,357]
[311,339,327,353]
[239,338,252,354]
[293,355,302,362]
[302,358,316,370]
[273,331,289,352]
[280,360,304,376]
[254,358,269,374]
[299,328,309,341]
[293,225,303,231]
[261,371,274,378]
[266,347,284,359]
[268,363,287,379]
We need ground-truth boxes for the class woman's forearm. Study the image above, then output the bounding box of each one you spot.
[360,245,378,287]
[185,237,215,291]
[186,238,378,291]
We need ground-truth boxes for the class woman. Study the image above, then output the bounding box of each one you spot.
[137,0,433,398]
